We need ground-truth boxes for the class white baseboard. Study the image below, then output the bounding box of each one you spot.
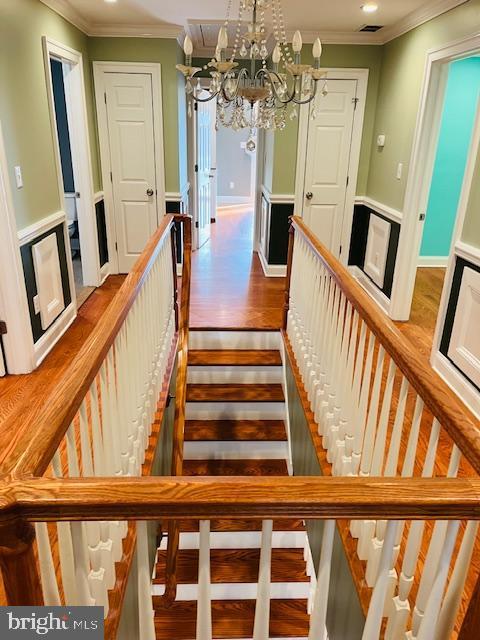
[258,245,287,278]
[349,265,391,315]
[33,302,77,367]
[417,256,449,267]
[217,196,253,206]
[431,350,480,419]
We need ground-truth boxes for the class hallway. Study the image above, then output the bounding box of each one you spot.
[190,206,285,329]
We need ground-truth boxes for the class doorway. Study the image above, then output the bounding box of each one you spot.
[94,62,166,274]
[44,38,100,306]
[295,70,369,262]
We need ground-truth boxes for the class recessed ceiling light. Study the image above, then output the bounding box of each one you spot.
[104,0,117,4]
[361,2,378,13]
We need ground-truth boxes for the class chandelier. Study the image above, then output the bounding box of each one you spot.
[176,0,327,141]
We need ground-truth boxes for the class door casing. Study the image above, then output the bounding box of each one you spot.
[93,62,166,274]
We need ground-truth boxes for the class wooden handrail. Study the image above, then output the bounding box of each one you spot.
[287,216,480,475]
[164,214,192,602]
[2,214,177,479]
[1,476,480,522]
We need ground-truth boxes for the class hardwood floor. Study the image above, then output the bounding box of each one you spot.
[189,206,285,329]
[0,275,126,470]
[396,267,446,358]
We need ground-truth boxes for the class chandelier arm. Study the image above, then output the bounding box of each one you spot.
[256,69,302,105]
[220,67,250,102]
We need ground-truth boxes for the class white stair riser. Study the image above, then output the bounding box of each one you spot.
[186,402,285,420]
[159,531,308,551]
[190,331,281,351]
[152,582,311,600]
[188,366,283,384]
[184,440,289,460]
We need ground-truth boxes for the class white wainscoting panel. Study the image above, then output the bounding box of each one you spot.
[364,213,391,289]
[32,233,66,330]
[448,267,480,388]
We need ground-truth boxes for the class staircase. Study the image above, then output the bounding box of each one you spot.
[153,330,313,639]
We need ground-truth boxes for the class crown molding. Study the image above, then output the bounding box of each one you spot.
[284,29,383,45]
[88,23,184,39]
[39,0,90,34]
[380,0,470,43]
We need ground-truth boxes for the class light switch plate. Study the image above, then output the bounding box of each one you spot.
[14,166,23,189]
[396,163,403,180]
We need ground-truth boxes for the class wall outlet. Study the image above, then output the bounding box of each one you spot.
[14,165,23,189]
[229,181,235,189]
[396,162,403,180]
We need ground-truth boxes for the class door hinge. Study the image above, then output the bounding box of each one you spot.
[104,92,107,105]
[339,245,343,256]
[110,171,113,183]
[0,321,7,335]
[115,242,118,252]
[194,102,198,111]
[419,213,426,221]
[194,164,198,173]
[346,175,350,187]
[195,221,199,229]
[352,97,359,110]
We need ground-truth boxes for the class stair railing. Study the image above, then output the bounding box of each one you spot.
[0,213,191,640]
[282,215,480,639]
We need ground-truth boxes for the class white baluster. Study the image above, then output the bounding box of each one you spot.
[308,520,335,640]
[197,520,213,640]
[137,521,156,640]
[416,520,461,640]
[253,519,273,640]
[35,522,61,605]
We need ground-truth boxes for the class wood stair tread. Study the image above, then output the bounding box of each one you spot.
[154,549,309,584]
[178,518,305,532]
[188,349,282,367]
[153,599,310,639]
[185,419,287,441]
[183,459,289,476]
[187,383,285,402]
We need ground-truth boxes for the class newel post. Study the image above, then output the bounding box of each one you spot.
[0,519,44,606]
[283,220,295,330]
[458,571,480,640]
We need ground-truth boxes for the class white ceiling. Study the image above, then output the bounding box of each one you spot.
[41,0,469,46]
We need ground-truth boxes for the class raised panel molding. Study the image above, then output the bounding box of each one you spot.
[448,267,480,388]
[364,214,391,289]
[32,233,66,330]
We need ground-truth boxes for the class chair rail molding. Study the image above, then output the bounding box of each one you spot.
[0,122,35,374]
[354,196,403,224]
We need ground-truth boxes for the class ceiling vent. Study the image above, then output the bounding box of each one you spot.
[359,24,383,32]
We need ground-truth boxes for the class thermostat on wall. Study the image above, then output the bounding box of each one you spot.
[377,134,386,148]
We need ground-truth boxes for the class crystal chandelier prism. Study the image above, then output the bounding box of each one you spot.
[176,0,327,142]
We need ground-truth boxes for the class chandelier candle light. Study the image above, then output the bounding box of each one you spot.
[176,0,327,146]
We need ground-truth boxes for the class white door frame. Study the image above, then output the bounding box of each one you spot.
[0,122,35,374]
[93,61,166,274]
[295,68,369,264]
[389,32,480,321]
[43,37,100,289]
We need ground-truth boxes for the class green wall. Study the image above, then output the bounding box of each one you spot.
[0,0,100,229]
[267,44,384,196]
[366,0,480,212]
[88,37,186,195]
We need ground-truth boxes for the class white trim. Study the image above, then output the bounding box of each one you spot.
[94,191,104,204]
[217,195,253,205]
[390,32,480,321]
[262,186,296,205]
[18,210,66,246]
[354,196,403,223]
[417,256,449,267]
[455,240,480,266]
[88,23,183,39]
[43,37,101,289]
[93,61,167,274]
[166,182,190,204]
[39,0,90,34]
[0,122,35,374]
[33,302,77,368]
[258,246,287,278]
[348,266,391,315]
[295,69,369,266]
[432,350,480,419]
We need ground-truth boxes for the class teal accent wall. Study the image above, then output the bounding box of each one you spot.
[420,58,480,258]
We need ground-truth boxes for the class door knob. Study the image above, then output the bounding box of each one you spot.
[146,188,154,197]
[306,192,313,200]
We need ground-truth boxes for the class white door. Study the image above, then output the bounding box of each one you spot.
[195,97,216,249]
[104,72,158,272]
[0,340,5,377]
[302,79,357,256]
